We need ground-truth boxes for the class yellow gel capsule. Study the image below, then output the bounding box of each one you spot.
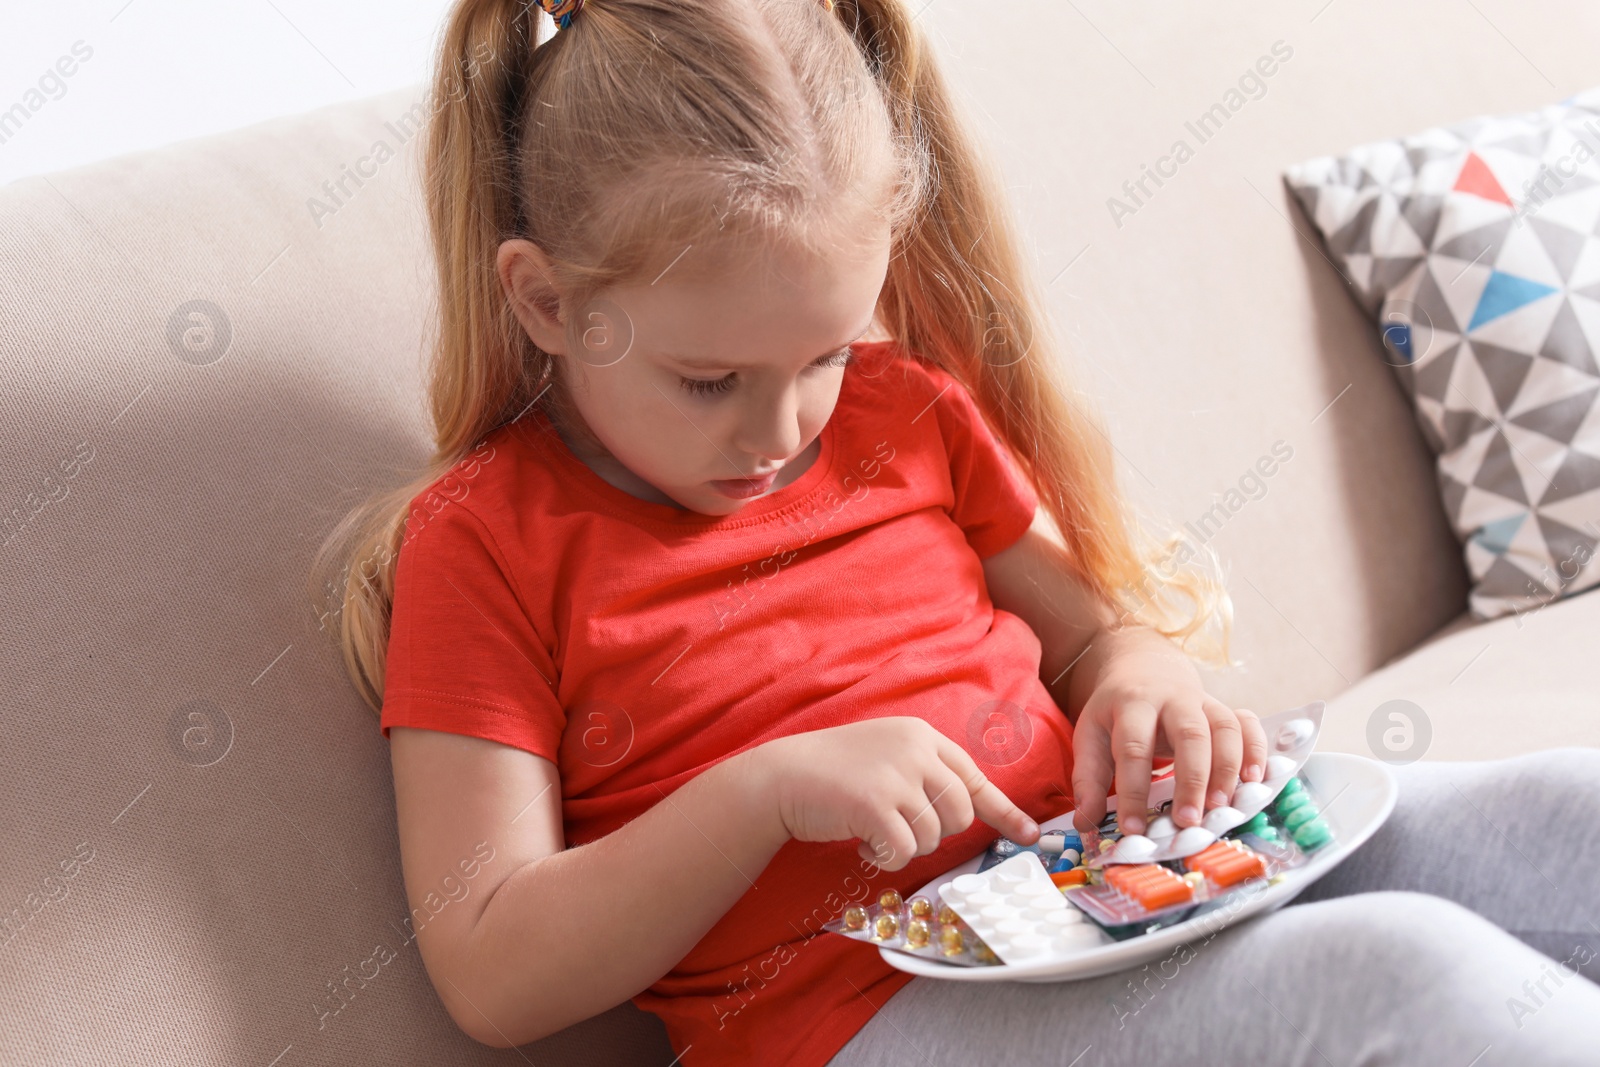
[878,889,903,912]
[974,942,998,963]
[905,919,931,948]
[873,914,900,941]
[939,927,964,956]
[937,904,960,926]
[909,896,934,920]
[842,906,868,932]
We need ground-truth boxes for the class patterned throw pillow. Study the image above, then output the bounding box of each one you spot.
[1284,88,1600,621]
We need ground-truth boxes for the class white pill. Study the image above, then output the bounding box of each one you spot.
[996,917,1031,938]
[1145,815,1176,842]
[1053,925,1103,951]
[1231,781,1273,814]
[964,890,1002,910]
[1007,933,1048,958]
[1038,835,1065,856]
[1043,908,1084,927]
[1061,847,1082,866]
[1170,826,1217,855]
[994,866,1028,885]
[1266,754,1297,781]
[980,903,1015,924]
[1275,717,1314,752]
[1025,894,1065,916]
[1114,835,1158,863]
[1202,806,1245,836]
[951,874,988,896]
[1012,881,1050,900]
[1022,902,1056,923]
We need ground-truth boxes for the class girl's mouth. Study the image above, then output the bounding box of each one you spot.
[708,471,779,499]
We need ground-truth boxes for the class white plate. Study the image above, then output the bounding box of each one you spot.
[880,751,1397,982]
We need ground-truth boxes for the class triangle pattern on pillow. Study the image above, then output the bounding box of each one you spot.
[1284,87,1600,619]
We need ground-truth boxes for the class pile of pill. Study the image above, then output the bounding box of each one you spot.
[828,703,1334,965]
[1062,772,1332,933]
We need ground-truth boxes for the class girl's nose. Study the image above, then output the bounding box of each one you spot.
[734,383,804,464]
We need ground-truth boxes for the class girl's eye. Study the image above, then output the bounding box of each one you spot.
[679,374,737,397]
[815,346,856,370]
[677,346,855,398]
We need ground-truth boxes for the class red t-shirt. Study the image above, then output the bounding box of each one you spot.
[380,342,1077,1066]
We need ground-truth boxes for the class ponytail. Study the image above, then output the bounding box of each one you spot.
[831,0,1233,661]
[309,0,553,711]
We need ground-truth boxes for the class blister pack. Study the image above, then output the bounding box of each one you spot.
[934,853,1110,963]
[820,887,1002,967]
[1065,775,1332,938]
[825,702,1339,963]
[1078,703,1329,866]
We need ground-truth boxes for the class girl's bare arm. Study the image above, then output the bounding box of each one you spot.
[388,725,787,1047]
[980,506,1268,832]
[389,715,1035,1048]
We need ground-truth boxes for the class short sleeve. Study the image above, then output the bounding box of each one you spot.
[926,365,1039,560]
[380,497,565,763]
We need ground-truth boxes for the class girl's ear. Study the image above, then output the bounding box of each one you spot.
[496,238,568,355]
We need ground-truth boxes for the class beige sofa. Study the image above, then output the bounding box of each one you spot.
[4,2,1596,1063]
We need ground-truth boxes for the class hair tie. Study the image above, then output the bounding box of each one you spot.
[537,0,583,30]
[538,0,835,32]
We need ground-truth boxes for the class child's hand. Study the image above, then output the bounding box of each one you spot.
[755,718,1041,871]
[1069,629,1267,837]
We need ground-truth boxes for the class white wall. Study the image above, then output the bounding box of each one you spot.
[0,0,458,186]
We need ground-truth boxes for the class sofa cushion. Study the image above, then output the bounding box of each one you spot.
[1320,589,1600,763]
[1284,89,1600,623]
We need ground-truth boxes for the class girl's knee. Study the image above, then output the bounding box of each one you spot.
[1275,891,1503,976]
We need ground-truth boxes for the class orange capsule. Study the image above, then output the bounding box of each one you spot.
[1051,868,1090,887]
[1105,863,1194,910]
[1187,840,1265,888]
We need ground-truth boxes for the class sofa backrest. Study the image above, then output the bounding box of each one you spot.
[0,87,672,1063]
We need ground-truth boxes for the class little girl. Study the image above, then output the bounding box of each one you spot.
[316,0,1600,1063]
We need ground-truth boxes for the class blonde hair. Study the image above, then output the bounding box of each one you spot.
[311,0,1234,714]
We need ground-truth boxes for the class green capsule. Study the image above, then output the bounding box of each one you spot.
[1274,789,1312,817]
[1240,811,1272,836]
[1292,817,1332,851]
[1284,804,1321,830]
[1277,777,1306,801]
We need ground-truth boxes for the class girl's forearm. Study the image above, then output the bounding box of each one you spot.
[1055,623,1185,724]
[450,746,788,1047]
